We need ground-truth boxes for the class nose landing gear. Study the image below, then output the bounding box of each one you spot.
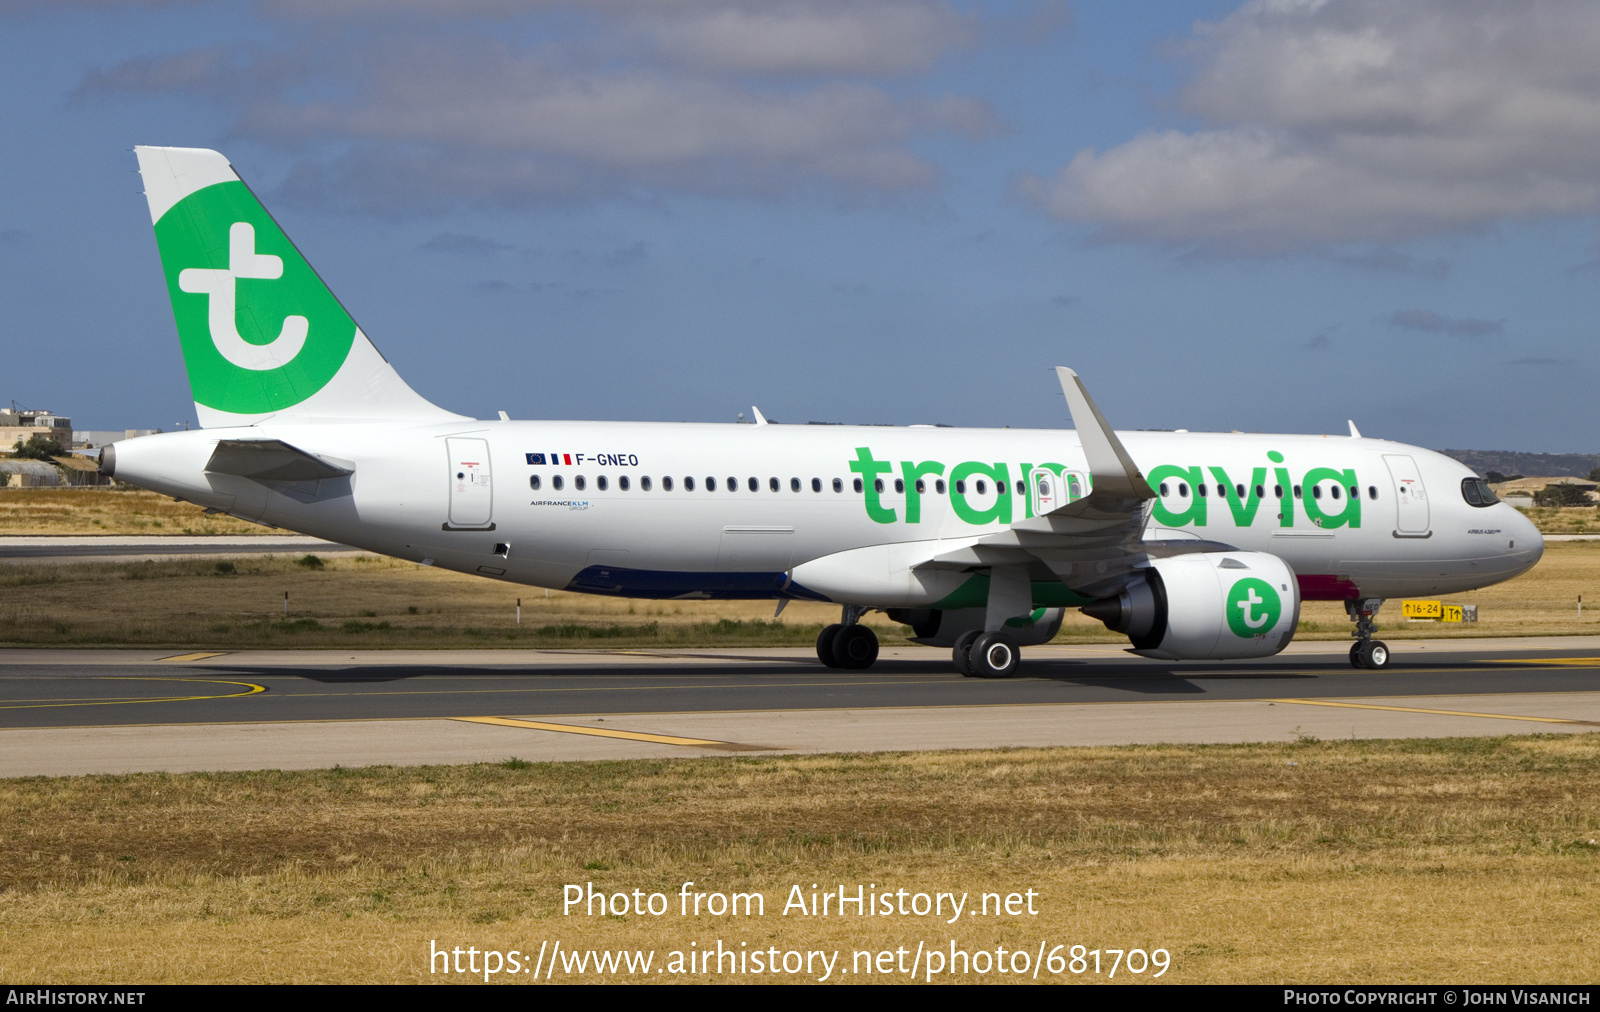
[1346,598,1389,669]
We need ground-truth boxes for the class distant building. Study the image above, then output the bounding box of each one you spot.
[1,408,72,449]
[73,429,162,449]
[0,459,64,487]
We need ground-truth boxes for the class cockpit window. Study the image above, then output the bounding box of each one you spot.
[1461,477,1499,507]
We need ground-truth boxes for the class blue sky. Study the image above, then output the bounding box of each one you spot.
[2,0,1596,452]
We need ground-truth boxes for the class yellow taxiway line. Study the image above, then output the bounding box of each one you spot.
[0,678,267,711]
[454,715,768,750]
[1267,697,1599,726]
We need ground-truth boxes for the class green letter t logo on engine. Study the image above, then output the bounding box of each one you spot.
[1226,577,1282,638]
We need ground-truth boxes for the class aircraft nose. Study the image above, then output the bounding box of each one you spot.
[1508,508,1544,573]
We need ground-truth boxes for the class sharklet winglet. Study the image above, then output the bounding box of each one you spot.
[1054,366,1155,500]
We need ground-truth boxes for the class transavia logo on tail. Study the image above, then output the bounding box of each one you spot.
[156,181,356,414]
[179,222,308,371]
[1226,578,1282,638]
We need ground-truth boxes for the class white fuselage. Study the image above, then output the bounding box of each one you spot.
[107,420,1543,608]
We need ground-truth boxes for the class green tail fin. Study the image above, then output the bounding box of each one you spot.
[135,146,464,427]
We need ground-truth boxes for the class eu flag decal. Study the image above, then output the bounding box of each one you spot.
[525,453,546,465]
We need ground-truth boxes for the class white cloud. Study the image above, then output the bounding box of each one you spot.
[641,2,977,76]
[81,1,996,208]
[1023,0,1600,249]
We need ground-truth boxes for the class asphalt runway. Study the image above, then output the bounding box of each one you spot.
[0,535,351,563]
[1,638,1598,776]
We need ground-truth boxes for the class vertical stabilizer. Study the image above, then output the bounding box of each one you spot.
[134,146,468,427]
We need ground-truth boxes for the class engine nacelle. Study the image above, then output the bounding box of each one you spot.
[1081,552,1300,660]
[886,606,1066,648]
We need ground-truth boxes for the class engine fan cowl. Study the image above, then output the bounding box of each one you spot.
[1083,552,1301,660]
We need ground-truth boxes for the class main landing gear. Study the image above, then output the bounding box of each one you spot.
[953,630,1021,679]
[1346,598,1390,669]
[817,606,879,670]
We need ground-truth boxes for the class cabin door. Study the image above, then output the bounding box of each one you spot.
[446,437,494,529]
[1383,454,1430,535]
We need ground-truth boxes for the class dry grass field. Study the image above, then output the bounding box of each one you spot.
[2,486,1598,647]
[1,736,1596,983]
[1521,506,1600,534]
[0,487,263,536]
[6,485,1597,536]
[2,540,1598,648]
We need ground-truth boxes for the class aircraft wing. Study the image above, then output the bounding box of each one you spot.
[912,368,1226,596]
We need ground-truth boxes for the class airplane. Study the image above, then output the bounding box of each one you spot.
[100,146,1545,677]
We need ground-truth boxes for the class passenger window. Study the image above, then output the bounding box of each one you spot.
[812,478,822,492]
[1274,485,1283,498]
[936,479,946,494]
[768,477,778,492]
[1198,484,1207,498]
[1329,485,1340,500]
[727,476,736,491]
[641,476,652,491]
[1178,483,1189,498]
[619,475,629,491]
[529,474,541,491]
[874,478,884,493]
[915,479,925,494]
[1312,485,1322,499]
[1367,485,1377,500]
[1254,484,1264,498]
[1293,485,1302,499]
[707,477,718,491]
[833,478,843,493]
[1216,484,1226,498]
[1159,483,1168,497]
[746,476,756,492]
[1237,484,1246,499]
[553,475,564,491]
[1349,485,1358,499]
[895,478,905,494]
[853,478,864,493]
[597,475,608,491]
[955,480,966,494]
[575,475,586,491]
[790,477,800,492]
[685,476,695,491]
[1016,480,1025,495]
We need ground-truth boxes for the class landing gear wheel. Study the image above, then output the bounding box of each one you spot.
[969,631,1020,679]
[1349,642,1363,668]
[833,625,879,669]
[1356,640,1390,669]
[953,630,981,677]
[816,624,844,668]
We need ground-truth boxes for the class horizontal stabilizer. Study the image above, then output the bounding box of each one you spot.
[205,439,354,482]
